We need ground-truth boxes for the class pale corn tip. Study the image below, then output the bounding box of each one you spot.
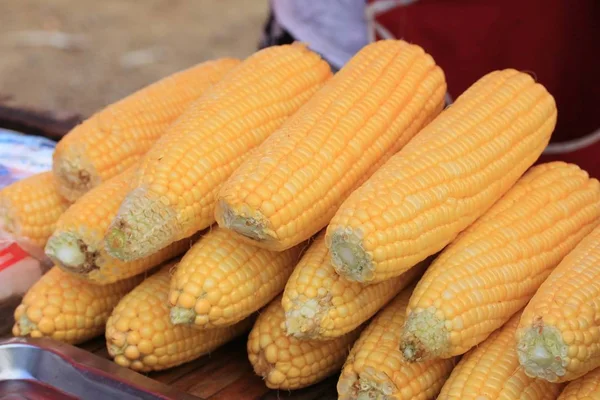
[328,229,374,282]
[169,306,196,326]
[14,314,35,336]
[284,297,328,339]
[105,186,179,261]
[339,367,396,400]
[52,151,99,201]
[517,323,569,382]
[401,309,449,362]
[216,199,276,244]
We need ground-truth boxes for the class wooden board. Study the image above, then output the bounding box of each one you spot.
[79,335,339,400]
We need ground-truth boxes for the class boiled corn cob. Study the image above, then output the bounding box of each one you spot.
[558,367,600,399]
[105,43,332,262]
[337,283,456,400]
[53,58,240,201]
[215,39,446,251]
[247,294,362,390]
[283,231,427,340]
[12,266,142,344]
[401,162,600,362]
[106,264,253,372]
[326,69,557,284]
[45,166,197,284]
[169,226,301,329]
[437,311,564,400]
[0,172,71,260]
[516,223,600,383]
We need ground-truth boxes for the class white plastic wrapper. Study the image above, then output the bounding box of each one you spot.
[0,128,56,334]
[0,127,56,189]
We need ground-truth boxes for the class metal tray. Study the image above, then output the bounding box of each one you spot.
[0,337,200,400]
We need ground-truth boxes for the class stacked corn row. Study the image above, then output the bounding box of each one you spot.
[5,35,600,399]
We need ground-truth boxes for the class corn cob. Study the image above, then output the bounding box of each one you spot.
[0,172,71,260]
[337,283,456,400]
[283,231,427,340]
[106,264,252,372]
[326,69,557,284]
[168,226,301,329]
[400,162,600,362]
[247,294,362,390]
[215,40,446,252]
[558,367,600,399]
[516,223,600,383]
[45,166,197,284]
[437,311,564,400]
[52,58,240,201]
[104,44,332,262]
[12,266,142,344]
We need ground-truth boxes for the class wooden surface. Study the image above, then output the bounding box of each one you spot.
[78,335,338,400]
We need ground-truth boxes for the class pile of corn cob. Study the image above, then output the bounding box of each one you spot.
[2,39,600,399]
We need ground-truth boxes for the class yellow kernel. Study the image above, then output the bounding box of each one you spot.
[194,299,212,315]
[127,331,141,345]
[37,318,55,334]
[124,346,140,360]
[268,370,286,385]
[143,355,158,366]
[138,339,154,354]
[177,292,196,309]
[265,344,279,364]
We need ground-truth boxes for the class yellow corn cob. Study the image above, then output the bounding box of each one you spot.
[106,264,252,372]
[168,226,301,329]
[558,367,600,399]
[45,166,198,284]
[215,40,446,252]
[12,266,142,344]
[283,231,427,340]
[247,294,362,390]
[0,172,71,260]
[326,69,557,284]
[516,223,600,383]
[400,162,600,362]
[53,58,240,201]
[437,310,564,400]
[104,43,332,262]
[337,283,456,400]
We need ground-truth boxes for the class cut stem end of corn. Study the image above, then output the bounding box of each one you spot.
[169,306,196,326]
[517,323,568,382]
[105,187,179,261]
[45,232,99,274]
[400,310,449,362]
[329,230,373,282]
[216,200,275,243]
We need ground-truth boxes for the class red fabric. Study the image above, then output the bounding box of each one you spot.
[368,0,600,144]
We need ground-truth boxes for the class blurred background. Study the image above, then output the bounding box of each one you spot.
[0,0,268,117]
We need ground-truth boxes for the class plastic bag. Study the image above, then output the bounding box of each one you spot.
[0,127,56,189]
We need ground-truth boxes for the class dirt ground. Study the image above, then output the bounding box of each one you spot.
[0,0,269,117]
